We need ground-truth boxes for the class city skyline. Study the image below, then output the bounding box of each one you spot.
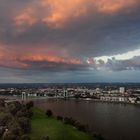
[0,0,140,83]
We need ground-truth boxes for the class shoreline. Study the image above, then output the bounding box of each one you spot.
[1,95,140,106]
[33,97,140,106]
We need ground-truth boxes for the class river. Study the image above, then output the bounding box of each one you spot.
[34,98,139,140]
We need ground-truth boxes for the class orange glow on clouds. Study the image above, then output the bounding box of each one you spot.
[42,0,87,28]
[96,0,137,13]
[15,8,37,26]
[14,0,137,29]
[0,45,83,69]
[0,45,29,69]
[20,54,83,65]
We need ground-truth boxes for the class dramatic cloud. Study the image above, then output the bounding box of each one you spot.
[0,44,89,71]
[14,0,138,28]
[0,0,140,82]
[92,56,140,71]
[105,56,140,71]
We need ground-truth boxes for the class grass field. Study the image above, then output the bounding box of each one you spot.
[30,108,93,140]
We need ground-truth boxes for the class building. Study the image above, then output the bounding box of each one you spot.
[119,87,125,94]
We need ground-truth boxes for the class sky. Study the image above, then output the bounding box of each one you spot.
[0,0,140,83]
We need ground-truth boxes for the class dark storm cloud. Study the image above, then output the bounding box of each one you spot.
[0,0,140,57]
[3,9,140,58]
[0,0,140,82]
[19,60,90,72]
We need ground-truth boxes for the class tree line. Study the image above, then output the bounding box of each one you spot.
[0,99,33,140]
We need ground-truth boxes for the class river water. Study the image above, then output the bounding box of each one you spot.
[34,98,140,140]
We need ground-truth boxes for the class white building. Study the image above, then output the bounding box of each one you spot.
[128,97,136,103]
[119,87,125,94]
[95,88,101,94]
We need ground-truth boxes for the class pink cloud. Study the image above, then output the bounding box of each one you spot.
[14,0,138,29]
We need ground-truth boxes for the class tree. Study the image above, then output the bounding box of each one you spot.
[16,110,25,118]
[0,127,5,138]
[7,102,22,115]
[16,107,33,118]
[2,131,16,140]
[8,120,23,136]
[0,112,12,126]
[46,110,53,117]
[18,117,31,133]
[23,109,33,118]
[0,101,33,139]
[26,101,34,109]
[0,99,5,107]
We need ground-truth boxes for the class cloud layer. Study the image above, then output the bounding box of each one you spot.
[0,0,140,82]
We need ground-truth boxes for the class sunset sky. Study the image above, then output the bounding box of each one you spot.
[0,0,140,83]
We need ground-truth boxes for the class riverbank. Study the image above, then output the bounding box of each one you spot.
[30,107,93,140]
[2,95,140,106]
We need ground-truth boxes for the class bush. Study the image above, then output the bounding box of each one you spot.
[18,117,31,133]
[0,112,12,126]
[26,101,34,109]
[0,99,5,107]
[46,110,53,117]
[7,102,22,115]
[63,117,76,126]
[2,131,17,140]
[24,109,33,118]
[93,133,105,140]
[56,115,63,121]
[40,136,50,140]
[0,127,5,138]
[16,108,33,118]
[63,117,88,132]
[76,123,87,132]
[16,110,25,118]
[8,120,23,136]
[63,117,68,124]
[20,134,31,140]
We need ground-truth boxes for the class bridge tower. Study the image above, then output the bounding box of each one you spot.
[22,92,27,101]
[63,89,68,98]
